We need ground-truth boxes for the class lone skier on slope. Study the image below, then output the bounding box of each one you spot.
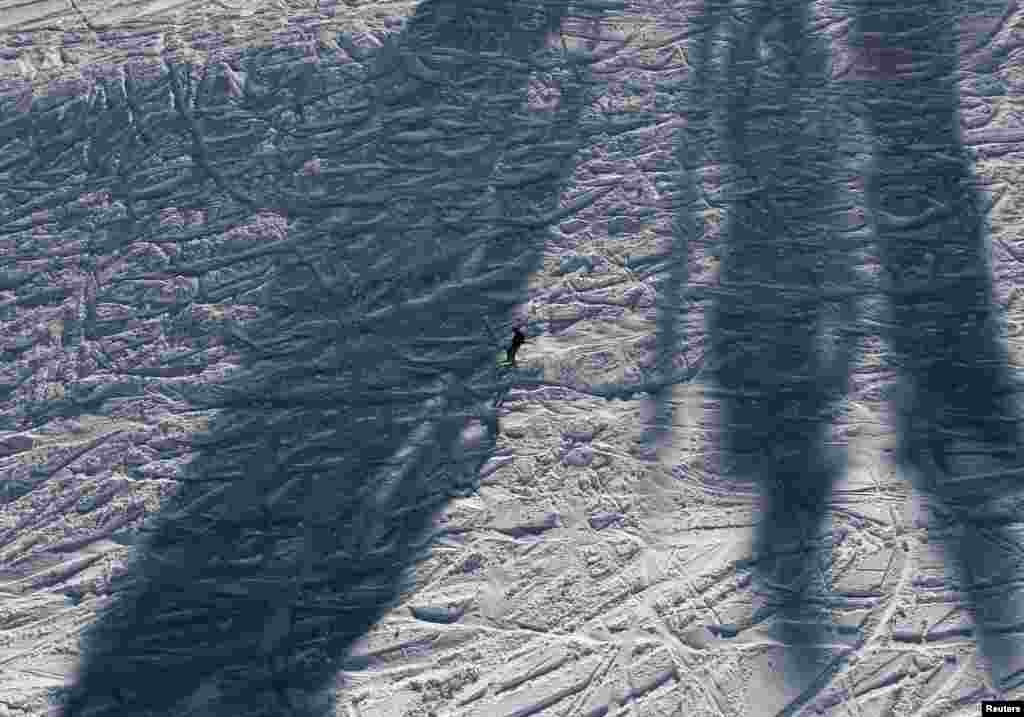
[507,327,526,366]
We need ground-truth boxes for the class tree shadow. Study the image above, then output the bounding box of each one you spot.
[844,0,1024,692]
[56,2,619,715]
[691,0,869,689]
[692,0,1024,699]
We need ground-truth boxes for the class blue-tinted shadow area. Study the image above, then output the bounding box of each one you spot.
[843,0,1024,692]
[696,0,866,685]
[56,2,618,715]
[693,0,1024,698]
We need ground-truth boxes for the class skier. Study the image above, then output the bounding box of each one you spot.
[506,327,526,366]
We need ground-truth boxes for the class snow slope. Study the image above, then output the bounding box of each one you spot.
[0,1,1023,715]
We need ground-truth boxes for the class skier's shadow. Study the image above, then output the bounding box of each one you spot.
[689,0,1024,697]
[57,2,619,716]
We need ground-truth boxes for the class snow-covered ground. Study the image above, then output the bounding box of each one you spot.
[1,1,1024,715]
